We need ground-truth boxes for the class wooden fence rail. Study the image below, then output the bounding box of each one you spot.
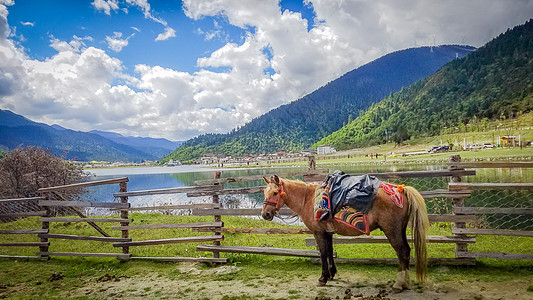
[2,156,532,264]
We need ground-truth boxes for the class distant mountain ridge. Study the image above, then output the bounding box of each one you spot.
[0,109,182,162]
[90,130,183,159]
[163,45,475,163]
[315,19,533,149]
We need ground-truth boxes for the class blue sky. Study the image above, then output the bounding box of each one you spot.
[9,1,243,73]
[1,0,532,141]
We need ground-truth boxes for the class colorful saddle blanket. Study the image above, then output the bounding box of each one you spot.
[314,182,331,221]
[334,207,369,234]
[380,182,405,208]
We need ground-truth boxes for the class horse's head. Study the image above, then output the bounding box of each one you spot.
[261,175,286,221]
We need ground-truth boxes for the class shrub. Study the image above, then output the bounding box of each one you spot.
[0,147,85,198]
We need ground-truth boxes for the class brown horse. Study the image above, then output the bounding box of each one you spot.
[261,175,429,292]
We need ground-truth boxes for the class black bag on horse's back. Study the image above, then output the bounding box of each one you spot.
[327,170,382,214]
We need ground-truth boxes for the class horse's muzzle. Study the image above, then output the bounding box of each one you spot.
[262,210,274,221]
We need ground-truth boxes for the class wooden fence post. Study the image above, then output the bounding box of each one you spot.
[449,155,469,257]
[119,181,130,258]
[40,193,50,261]
[212,172,222,259]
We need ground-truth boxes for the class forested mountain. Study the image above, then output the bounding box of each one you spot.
[0,110,179,162]
[316,19,533,150]
[164,45,474,163]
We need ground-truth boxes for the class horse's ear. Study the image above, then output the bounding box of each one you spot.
[263,176,270,184]
[272,175,280,184]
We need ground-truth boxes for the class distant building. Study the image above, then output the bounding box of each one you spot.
[167,159,181,166]
[301,148,317,155]
[501,136,517,146]
[317,145,336,155]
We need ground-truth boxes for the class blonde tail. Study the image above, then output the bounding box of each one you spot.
[404,186,429,282]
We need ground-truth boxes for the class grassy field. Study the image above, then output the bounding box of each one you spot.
[1,214,532,299]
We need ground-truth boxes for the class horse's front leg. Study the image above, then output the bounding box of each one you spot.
[326,232,336,280]
[314,232,330,286]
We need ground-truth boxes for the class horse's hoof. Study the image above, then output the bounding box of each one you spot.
[392,286,403,294]
[329,271,336,280]
[317,280,327,287]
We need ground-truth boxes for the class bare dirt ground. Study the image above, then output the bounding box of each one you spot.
[58,264,532,300]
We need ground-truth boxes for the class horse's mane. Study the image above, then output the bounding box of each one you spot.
[282,178,305,184]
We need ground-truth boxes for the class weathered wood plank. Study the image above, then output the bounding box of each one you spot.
[39,200,130,209]
[196,245,324,258]
[0,242,49,247]
[455,207,533,215]
[457,251,533,260]
[194,170,328,185]
[36,252,131,259]
[0,211,47,218]
[110,203,220,211]
[0,255,42,260]
[0,196,45,203]
[194,227,312,234]
[419,189,472,199]
[111,222,223,231]
[38,177,129,192]
[190,210,474,222]
[0,229,48,234]
[305,235,476,246]
[452,228,533,237]
[428,214,477,222]
[187,186,264,197]
[113,185,223,197]
[194,169,474,185]
[449,161,533,169]
[189,188,472,199]
[38,234,132,242]
[191,208,294,216]
[113,235,224,247]
[129,256,228,263]
[41,217,131,223]
[371,169,476,179]
[449,182,533,190]
[312,257,476,266]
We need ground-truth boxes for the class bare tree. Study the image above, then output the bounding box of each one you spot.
[0,147,85,198]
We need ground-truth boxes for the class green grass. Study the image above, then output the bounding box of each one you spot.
[1,214,531,261]
[1,214,532,298]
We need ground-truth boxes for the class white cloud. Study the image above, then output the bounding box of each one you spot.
[106,31,133,52]
[93,0,175,41]
[1,0,533,141]
[21,21,34,26]
[155,26,175,41]
[91,0,119,15]
[0,0,14,6]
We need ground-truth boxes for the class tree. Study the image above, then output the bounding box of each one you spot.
[0,147,85,198]
[392,126,410,145]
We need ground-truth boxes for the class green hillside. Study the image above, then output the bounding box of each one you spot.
[316,19,533,150]
[163,45,474,163]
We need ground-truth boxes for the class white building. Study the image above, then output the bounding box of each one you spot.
[317,145,336,155]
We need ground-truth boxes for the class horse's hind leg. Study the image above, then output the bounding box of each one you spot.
[326,233,336,280]
[383,227,411,292]
[314,232,331,286]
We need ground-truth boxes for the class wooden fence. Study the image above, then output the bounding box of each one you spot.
[1,156,532,264]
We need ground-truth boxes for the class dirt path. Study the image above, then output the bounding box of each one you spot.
[62,264,532,300]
